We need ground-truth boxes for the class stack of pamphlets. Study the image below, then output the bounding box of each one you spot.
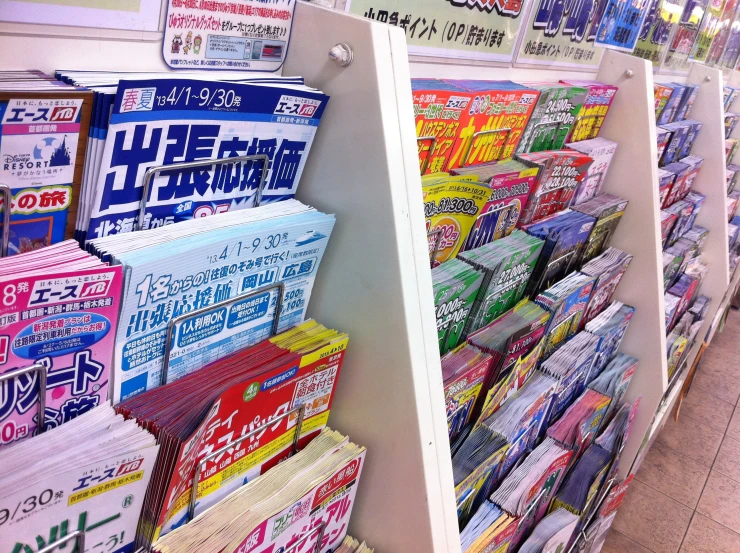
[584,302,636,377]
[423,176,491,264]
[664,199,695,246]
[560,81,618,143]
[660,210,678,247]
[453,373,556,520]
[518,508,579,553]
[335,537,374,553]
[540,332,602,423]
[0,240,123,445]
[117,320,348,544]
[523,210,596,295]
[550,444,613,516]
[441,80,541,168]
[595,401,634,455]
[663,251,683,290]
[565,138,618,205]
[459,502,517,553]
[727,112,740,138]
[657,168,676,207]
[728,164,740,193]
[725,85,740,110]
[730,191,740,220]
[451,160,538,247]
[87,200,335,401]
[727,139,740,165]
[684,225,710,249]
[589,353,638,406]
[468,300,551,393]
[411,79,540,173]
[579,248,633,327]
[654,84,674,123]
[516,84,588,153]
[666,274,701,332]
[433,258,484,354]
[152,428,365,553]
[684,190,706,229]
[536,273,597,357]
[443,345,494,441]
[572,194,629,265]
[489,438,573,550]
[64,75,329,242]
[579,476,634,553]
[689,295,711,321]
[0,75,94,253]
[0,404,158,553]
[547,389,611,452]
[516,151,594,225]
[656,128,671,162]
[412,79,476,173]
[458,231,544,333]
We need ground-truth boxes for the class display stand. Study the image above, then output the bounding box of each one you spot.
[1,4,738,552]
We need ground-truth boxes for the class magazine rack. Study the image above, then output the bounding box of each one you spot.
[1,3,737,552]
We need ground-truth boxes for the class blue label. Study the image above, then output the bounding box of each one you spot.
[261,366,298,391]
[12,312,110,359]
[228,292,270,329]
[177,306,227,348]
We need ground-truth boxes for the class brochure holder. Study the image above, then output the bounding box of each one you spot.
[37,530,85,553]
[135,154,271,231]
[160,281,286,385]
[0,183,11,258]
[462,127,513,167]
[188,403,306,521]
[417,136,437,175]
[0,362,47,434]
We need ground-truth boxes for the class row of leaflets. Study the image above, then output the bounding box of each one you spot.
[0,70,330,251]
[449,295,640,553]
[649,83,713,380]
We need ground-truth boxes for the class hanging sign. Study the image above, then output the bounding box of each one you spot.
[344,0,529,64]
[162,0,296,71]
[514,0,607,69]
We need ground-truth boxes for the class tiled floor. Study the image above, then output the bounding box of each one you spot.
[602,308,740,553]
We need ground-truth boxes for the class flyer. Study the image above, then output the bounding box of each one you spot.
[162,0,296,71]
[345,0,530,64]
[514,0,606,69]
[594,0,654,52]
[662,0,711,73]
[632,0,689,67]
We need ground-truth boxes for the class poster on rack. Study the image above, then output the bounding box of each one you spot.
[661,0,710,74]
[344,0,529,64]
[513,0,607,69]
[690,0,728,62]
[161,0,295,71]
[632,0,688,67]
[594,0,654,51]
